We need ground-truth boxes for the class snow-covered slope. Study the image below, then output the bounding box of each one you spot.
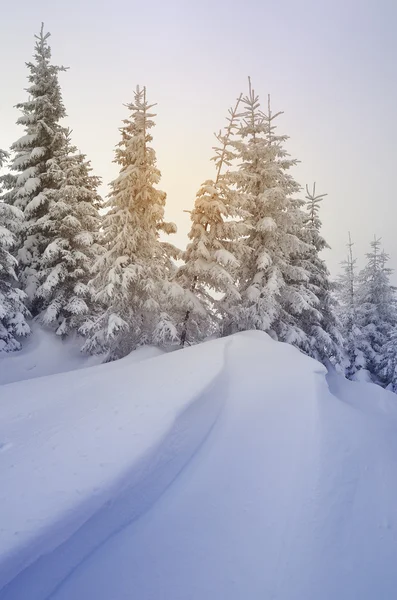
[0,324,164,386]
[1,331,397,600]
[0,325,102,386]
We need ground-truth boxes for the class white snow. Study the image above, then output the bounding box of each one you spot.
[0,325,102,385]
[1,331,397,599]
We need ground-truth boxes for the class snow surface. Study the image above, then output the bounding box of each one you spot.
[0,324,163,386]
[1,330,397,599]
[0,325,102,385]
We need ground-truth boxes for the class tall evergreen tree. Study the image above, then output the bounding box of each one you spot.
[1,24,67,306]
[232,80,316,348]
[356,238,397,382]
[299,183,343,363]
[0,150,31,351]
[34,131,103,336]
[335,233,366,378]
[177,94,250,345]
[83,87,181,359]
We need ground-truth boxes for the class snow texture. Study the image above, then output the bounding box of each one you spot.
[0,324,103,385]
[1,332,397,599]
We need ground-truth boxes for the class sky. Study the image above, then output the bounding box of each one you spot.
[1,0,396,277]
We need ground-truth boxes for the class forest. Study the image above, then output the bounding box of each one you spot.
[1,24,396,391]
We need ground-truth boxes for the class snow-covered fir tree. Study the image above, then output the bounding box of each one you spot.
[177,94,251,345]
[0,150,31,351]
[356,238,397,383]
[335,233,366,378]
[378,326,397,392]
[83,86,182,359]
[33,130,104,336]
[1,24,67,306]
[231,80,317,351]
[299,183,343,363]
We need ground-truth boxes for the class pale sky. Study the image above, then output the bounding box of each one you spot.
[1,0,396,277]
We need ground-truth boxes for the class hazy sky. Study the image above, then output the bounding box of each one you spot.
[1,0,396,277]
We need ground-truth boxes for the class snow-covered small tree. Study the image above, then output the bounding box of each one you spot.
[231,80,316,349]
[335,233,366,378]
[177,94,251,345]
[32,131,104,336]
[83,87,181,359]
[356,238,397,383]
[1,24,67,305]
[0,149,31,351]
[299,183,343,363]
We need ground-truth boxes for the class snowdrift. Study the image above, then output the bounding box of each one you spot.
[0,338,228,598]
[1,331,397,600]
[0,325,104,386]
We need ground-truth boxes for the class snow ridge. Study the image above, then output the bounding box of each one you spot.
[2,333,397,600]
[0,341,229,599]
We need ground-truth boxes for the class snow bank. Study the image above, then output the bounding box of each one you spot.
[1,331,397,600]
[0,325,102,385]
[0,338,228,598]
[0,324,165,385]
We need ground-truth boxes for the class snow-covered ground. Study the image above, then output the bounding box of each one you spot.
[1,330,397,599]
[0,325,103,386]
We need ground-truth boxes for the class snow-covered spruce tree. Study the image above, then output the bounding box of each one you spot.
[32,130,104,336]
[378,326,397,392]
[376,251,397,391]
[356,238,397,384]
[299,183,343,363]
[1,24,67,307]
[231,80,317,351]
[82,87,181,359]
[177,94,251,345]
[0,150,31,351]
[335,233,366,378]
